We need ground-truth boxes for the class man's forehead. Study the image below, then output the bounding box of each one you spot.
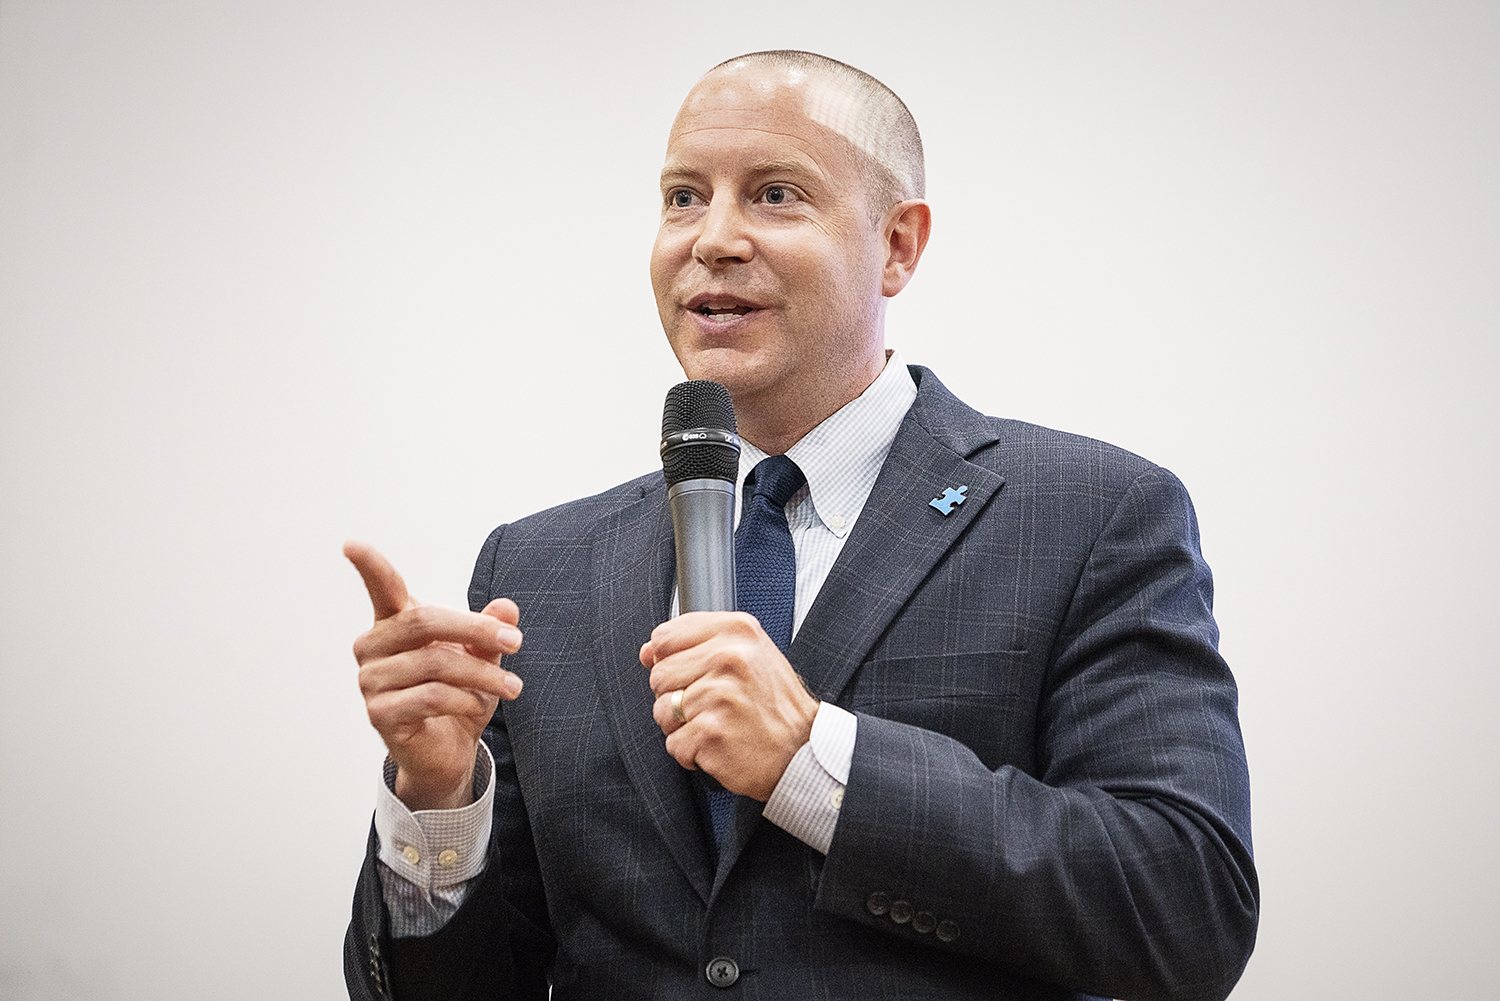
[670,64,867,149]
[681,62,812,110]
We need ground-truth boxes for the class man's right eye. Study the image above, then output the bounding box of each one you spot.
[670,190,695,209]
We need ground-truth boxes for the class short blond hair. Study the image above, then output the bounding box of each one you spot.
[708,50,925,224]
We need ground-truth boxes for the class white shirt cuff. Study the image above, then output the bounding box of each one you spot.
[809,700,856,783]
[373,743,494,937]
[762,703,857,854]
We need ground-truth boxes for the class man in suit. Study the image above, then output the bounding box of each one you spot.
[344,50,1257,1001]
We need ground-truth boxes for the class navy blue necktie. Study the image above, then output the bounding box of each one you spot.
[736,455,806,651]
[703,455,806,853]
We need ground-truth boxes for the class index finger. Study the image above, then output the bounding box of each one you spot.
[344,539,415,622]
[645,611,758,662]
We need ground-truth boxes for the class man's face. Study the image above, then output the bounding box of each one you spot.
[650,66,891,427]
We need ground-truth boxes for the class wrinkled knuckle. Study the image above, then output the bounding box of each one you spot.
[718,643,754,677]
[695,725,727,759]
[351,630,375,662]
[696,678,726,708]
[365,699,392,729]
[416,645,454,678]
[665,731,696,767]
[406,604,441,633]
[423,684,457,716]
[403,646,433,679]
[694,705,724,736]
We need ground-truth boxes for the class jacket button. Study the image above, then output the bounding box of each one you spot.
[705,956,740,988]
[866,892,891,917]
[936,919,961,942]
[889,899,914,924]
[912,911,936,934]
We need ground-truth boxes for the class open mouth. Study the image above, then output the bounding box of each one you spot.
[697,303,755,322]
[687,294,761,324]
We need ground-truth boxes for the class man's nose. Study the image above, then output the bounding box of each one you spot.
[692,196,753,268]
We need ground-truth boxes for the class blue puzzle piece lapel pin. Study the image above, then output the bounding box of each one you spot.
[929,485,968,516]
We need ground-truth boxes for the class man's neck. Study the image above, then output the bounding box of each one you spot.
[737,350,891,455]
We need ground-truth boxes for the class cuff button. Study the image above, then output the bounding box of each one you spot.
[936,919,961,942]
[912,911,936,934]
[866,892,891,917]
[890,899,914,924]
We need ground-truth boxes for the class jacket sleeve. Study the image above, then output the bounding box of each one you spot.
[345,526,557,1001]
[813,465,1258,1001]
[345,722,556,1000]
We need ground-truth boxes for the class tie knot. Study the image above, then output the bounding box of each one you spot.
[748,455,806,508]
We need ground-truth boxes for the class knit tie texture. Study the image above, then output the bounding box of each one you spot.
[702,454,807,854]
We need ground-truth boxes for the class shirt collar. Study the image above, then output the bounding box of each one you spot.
[737,351,918,538]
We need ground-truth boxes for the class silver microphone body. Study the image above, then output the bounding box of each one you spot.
[667,478,737,613]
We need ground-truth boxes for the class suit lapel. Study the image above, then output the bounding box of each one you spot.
[599,369,1004,894]
[590,480,716,903]
[789,368,1006,703]
[711,370,1007,880]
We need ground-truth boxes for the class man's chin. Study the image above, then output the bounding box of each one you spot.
[677,350,781,401]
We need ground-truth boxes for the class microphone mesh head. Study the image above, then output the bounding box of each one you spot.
[661,380,736,437]
[661,381,739,484]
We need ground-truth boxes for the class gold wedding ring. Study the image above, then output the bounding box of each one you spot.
[670,688,686,724]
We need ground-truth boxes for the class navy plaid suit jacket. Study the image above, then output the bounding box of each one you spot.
[346,367,1258,1001]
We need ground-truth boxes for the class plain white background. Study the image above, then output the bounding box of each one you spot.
[1,1,1495,997]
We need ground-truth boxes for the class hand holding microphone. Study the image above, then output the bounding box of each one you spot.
[644,382,818,801]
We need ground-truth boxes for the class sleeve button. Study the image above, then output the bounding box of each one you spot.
[889,899,914,924]
[936,919,961,942]
[866,892,891,916]
[912,911,936,934]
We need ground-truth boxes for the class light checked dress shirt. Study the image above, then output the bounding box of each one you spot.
[375,352,919,936]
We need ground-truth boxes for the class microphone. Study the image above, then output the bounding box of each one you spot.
[660,381,740,613]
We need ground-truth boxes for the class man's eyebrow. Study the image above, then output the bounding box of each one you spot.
[658,159,823,189]
[743,159,820,181]
[659,165,701,189]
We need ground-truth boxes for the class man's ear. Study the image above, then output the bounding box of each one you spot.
[881,200,932,297]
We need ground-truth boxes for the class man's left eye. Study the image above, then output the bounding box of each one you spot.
[762,186,794,205]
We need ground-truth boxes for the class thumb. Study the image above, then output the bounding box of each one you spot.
[479,596,521,628]
[343,540,415,621]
